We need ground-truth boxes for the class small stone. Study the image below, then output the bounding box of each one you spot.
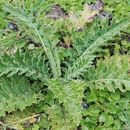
[81,102,89,109]
[98,11,112,19]
[28,44,35,50]
[8,22,17,30]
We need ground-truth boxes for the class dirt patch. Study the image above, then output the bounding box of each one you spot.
[46,4,66,19]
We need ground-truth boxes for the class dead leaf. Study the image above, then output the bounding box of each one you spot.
[81,4,98,22]
[47,4,66,19]
[6,45,17,55]
[13,124,24,130]
[63,35,71,47]
[69,2,103,29]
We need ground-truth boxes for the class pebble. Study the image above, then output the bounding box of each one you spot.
[8,22,17,30]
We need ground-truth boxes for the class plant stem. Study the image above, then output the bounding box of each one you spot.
[2,114,40,127]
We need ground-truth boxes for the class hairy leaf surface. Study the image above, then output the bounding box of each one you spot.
[48,79,85,130]
[66,18,130,79]
[0,76,42,117]
[85,56,130,92]
[0,51,49,80]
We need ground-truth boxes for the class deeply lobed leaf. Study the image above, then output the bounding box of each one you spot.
[66,18,130,79]
[48,79,85,130]
[0,76,42,117]
[0,50,49,80]
[85,55,130,92]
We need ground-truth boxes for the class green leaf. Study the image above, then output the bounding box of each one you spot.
[3,2,61,78]
[48,79,85,130]
[47,104,73,130]
[66,55,95,79]
[0,76,42,117]
[66,18,130,79]
[0,50,49,80]
[32,124,40,130]
[99,113,106,122]
[81,18,130,57]
[86,55,130,92]
[105,115,114,127]
[86,89,97,102]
